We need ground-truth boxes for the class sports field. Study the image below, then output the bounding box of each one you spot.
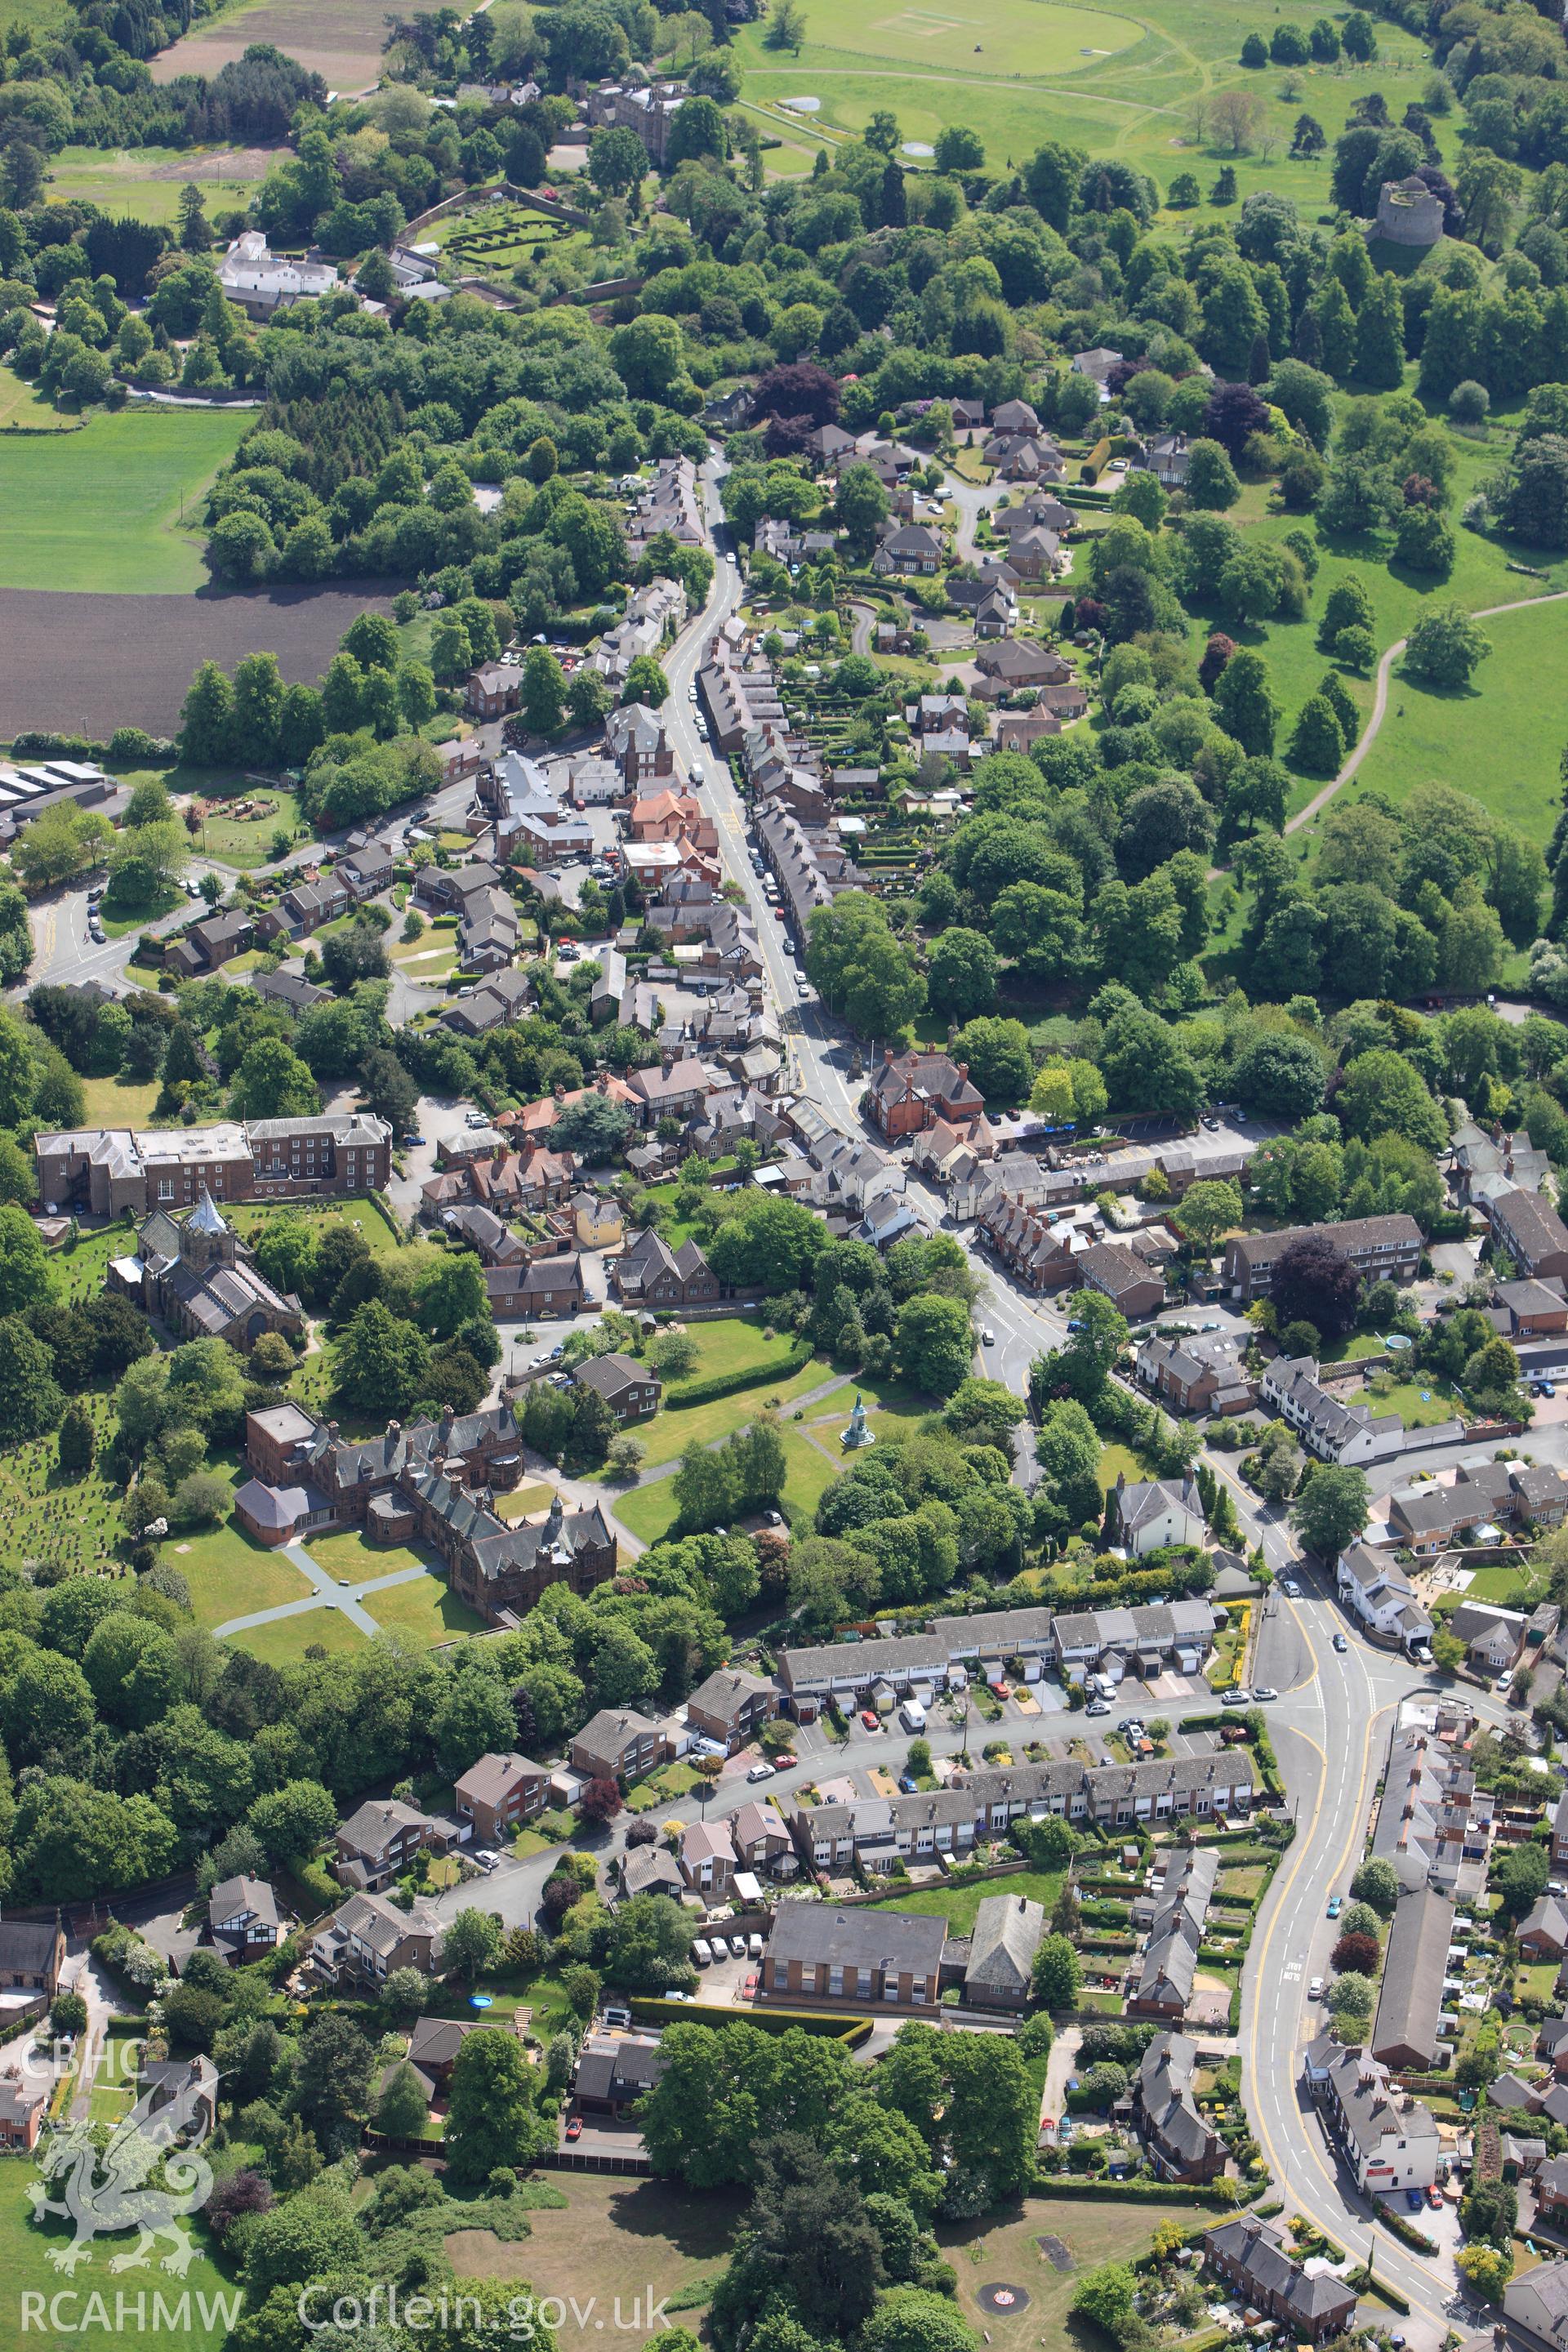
[0,403,247,593]
[737,0,1431,209]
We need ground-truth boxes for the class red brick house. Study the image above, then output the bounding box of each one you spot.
[866,1049,985,1141]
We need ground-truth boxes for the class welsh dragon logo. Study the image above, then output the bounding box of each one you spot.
[27,2065,215,2276]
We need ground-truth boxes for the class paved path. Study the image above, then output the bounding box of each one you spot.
[1281,585,1568,838]
[212,1541,430,1637]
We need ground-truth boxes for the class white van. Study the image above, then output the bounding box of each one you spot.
[899,1699,927,1734]
[747,1933,764,1960]
[691,1939,712,1967]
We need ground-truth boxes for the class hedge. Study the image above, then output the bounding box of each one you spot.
[1376,2207,1438,2256]
[662,1342,816,1413]
[1347,2267,1411,2314]
[626,1994,871,2044]
[1027,2174,1250,2208]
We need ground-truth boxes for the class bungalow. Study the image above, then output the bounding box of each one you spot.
[963,1893,1044,2011]
[973,639,1072,691]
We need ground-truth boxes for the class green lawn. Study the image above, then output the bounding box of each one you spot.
[614,1416,839,1544]
[635,1332,835,1470]
[0,403,248,592]
[736,0,1427,210]
[867,1868,1064,1932]
[363,1573,488,1647]
[0,363,63,430]
[0,2158,241,2350]
[167,1510,315,1629]
[1334,595,1568,844]
[306,1527,429,1586]
[494,1481,559,1521]
[938,2192,1198,2352]
[74,1073,163,1129]
[227,1603,368,1667]
[1344,1378,1457,1429]
[227,1193,403,1259]
[194,786,305,868]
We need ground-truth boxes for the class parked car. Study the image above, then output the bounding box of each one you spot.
[471,1849,501,1874]
[860,1708,880,1730]
[981,1327,996,1347]
[1405,2189,1424,2213]
[747,1934,764,1959]
[746,1762,775,1783]
[1085,1699,1110,1716]
[1308,1976,1324,2000]
[564,2115,582,2140]
[989,1680,1009,1700]
[728,1936,746,1961]
[1427,2185,1443,2208]
[772,1751,797,1768]
[1327,1895,1342,1918]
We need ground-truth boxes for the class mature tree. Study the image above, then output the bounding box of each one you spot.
[1290,1464,1370,1557]
[443,2028,549,2185]
[1176,1179,1244,1254]
[1230,1031,1325,1121]
[1031,1932,1082,2009]
[332,1299,429,1416]
[1213,648,1278,755]
[443,1905,504,1984]
[925,928,997,1023]
[1272,1234,1361,1339]
[1403,601,1492,690]
[1350,1855,1401,1915]
[894,1294,973,1398]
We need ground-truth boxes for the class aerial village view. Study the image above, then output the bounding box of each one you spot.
[10,0,1568,2346]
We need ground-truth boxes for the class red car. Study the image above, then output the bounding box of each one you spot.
[1426,2185,1442,2209]
[860,1708,880,1730]
[773,1752,797,1768]
[564,2116,582,2141]
[744,1972,758,1996]
[989,1681,1009,1700]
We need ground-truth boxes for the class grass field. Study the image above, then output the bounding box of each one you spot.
[443,2174,746,2339]
[227,1602,368,1666]
[0,405,248,594]
[42,142,269,225]
[1337,595,1568,844]
[736,0,1429,207]
[227,1194,403,1260]
[0,2163,242,2352]
[167,1507,315,1628]
[0,365,68,431]
[1345,1378,1457,1428]
[194,786,305,867]
[937,2193,1200,2352]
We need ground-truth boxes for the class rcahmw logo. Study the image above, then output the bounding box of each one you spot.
[21,2290,244,2335]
